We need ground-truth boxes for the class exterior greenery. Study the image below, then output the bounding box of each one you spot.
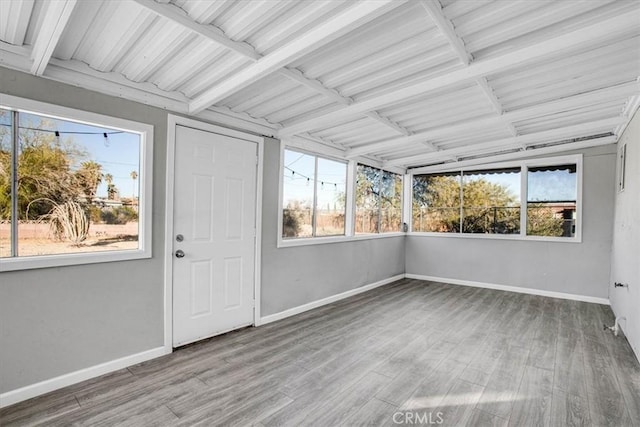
[0,112,138,246]
[412,172,570,237]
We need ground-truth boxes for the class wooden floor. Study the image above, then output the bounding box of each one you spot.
[2,279,639,426]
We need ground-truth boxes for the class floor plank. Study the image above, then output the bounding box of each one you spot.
[1,279,638,427]
[550,388,591,427]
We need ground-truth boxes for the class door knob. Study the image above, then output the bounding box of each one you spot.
[175,249,185,258]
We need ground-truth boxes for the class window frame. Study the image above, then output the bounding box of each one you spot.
[279,147,348,241]
[0,94,153,272]
[409,154,583,243]
[277,143,405,248]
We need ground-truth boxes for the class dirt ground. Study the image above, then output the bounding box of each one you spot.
[0,223,139,258]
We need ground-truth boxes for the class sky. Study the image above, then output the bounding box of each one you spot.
[466,168,577,202]
[283,149,346,210]
[16,111,141,198]
[282,147,577,209]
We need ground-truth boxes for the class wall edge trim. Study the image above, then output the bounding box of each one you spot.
[405,274,610,305]
[258,274,406,326]
[0,346,169,408]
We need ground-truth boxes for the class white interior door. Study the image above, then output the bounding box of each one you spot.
[172,125,257,347]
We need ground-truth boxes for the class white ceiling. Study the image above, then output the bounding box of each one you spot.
[0,0,639,170]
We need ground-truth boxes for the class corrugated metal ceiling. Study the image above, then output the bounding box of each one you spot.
[0,0,638,170]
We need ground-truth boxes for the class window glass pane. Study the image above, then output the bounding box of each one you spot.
[14,112,141,257]
[527,164,577,237]
[412,173,461,232]
[282,150,314,238]
[315,157,346,236]
[380,171,402,233]
[0,109,11,258]
[355,164,380,234]
[462,168,520,234]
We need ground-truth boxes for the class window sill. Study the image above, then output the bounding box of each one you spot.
[408,232,581,243]
[0,249,151,272]
[277,232,406,248]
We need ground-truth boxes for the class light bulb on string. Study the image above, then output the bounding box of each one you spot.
[103,132,109,147]
[54,131,60,145]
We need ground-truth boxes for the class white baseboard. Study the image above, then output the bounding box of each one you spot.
[258,274,405,326]
[0,346,169,409]
[405,274,610,305]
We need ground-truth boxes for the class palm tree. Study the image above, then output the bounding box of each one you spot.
[77,161,103,202]
[130,170,138,199]
[104,173,117,200]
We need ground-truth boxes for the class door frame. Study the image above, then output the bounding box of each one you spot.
[164,114,264,352]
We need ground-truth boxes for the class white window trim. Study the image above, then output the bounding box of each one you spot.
[0,94,153,272]
[277,143,407,248]
[408,154,583,243]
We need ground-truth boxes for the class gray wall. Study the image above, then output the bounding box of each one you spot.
[260,138,405,316]
[0,69,406,394]
[406,145,617,299]
[610,109,640,360]
[0,67,168,393]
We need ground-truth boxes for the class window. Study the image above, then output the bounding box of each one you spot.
[282,149,346,239]
[411,155,580,240]
[413,172,461,233]
[527,164,577,238]
[355,164,402,234]
[0,95,153,271]
[463,168,521,234]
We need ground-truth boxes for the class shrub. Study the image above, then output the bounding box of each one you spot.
[101,206,138,224]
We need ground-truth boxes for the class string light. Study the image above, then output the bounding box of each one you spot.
[54,130,60,144]
[284,165,343,187]
[0,123,123,138]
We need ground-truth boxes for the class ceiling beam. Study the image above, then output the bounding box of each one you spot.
[476,77,518,137]
[30,0,77,76]
[279,67,352,106]
[344,80,639,158]
[364,111,413,137]
[385,117,623,167]
[133,0,409,137]
[279,10,640,137]
[408,135,617,174]
[188,0,402,114]
[419,1,518,140]
[132,0,259,59]
[418,0,471,65]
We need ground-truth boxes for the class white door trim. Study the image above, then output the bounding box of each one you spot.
[164,114,264,352]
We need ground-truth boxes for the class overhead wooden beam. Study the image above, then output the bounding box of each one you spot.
[30,0,77,76]
[476,77,518,137]
[343,81,639,158]
[188,0,402,114]
[132,0,409,136]
[132,0,259,60]
[385,117,623,167]
[364,111,413,137]
[279,67,352,106]
[279,10,640,137]
[418,0,471,65]
[407,135,617,173]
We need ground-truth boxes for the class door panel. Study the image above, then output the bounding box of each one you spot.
[173,125,257,347]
